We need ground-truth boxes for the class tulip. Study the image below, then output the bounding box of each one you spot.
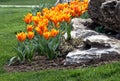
[27,31,34,40]
[32,16,40,26]
[16,32,26,42]
[37,12,41,17]
[50,29,59,37]
[24,13,32,24]
[43,32,51,40]
[35,27,43,36]
[27,25,34,31]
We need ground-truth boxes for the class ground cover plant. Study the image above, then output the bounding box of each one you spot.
[0,0,120,81]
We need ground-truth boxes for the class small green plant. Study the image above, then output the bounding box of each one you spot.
[80,12,90,19]
[95,26,105,33]
[60,22,72,40]
[9,32,35,65]
[66,23,72,40]
[34,29,61,59]
[32,3,52,15]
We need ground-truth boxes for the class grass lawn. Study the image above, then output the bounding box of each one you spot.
[0,1,120,81]
[0,7,31,73]
[0,0,56,5]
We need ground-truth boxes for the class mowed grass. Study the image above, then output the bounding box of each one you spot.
[0,2,120,81]
[0,0,56,5]
[0,7,31,73]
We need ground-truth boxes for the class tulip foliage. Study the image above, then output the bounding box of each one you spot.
[9,0,88,65]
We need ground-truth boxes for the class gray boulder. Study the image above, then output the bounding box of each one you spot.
[88,0,120,32]
[65,35,120,65]
[64,18,120,65]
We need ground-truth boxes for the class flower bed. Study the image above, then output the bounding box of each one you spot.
[9,0,88,65]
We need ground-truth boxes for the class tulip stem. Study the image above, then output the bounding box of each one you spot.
[66,23,71,40]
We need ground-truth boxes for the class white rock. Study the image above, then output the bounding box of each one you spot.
[84,35,120,49]
[71,18,93,30]
[64,18,120,65]
[76,29,99,39]
[65,47,120,64]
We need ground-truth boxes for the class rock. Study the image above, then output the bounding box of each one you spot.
[76,29,99,39]
[64,18,120,65]
[84,35,120,49]
[63,30,98,39]
[88,0,120,32]
[64,18,95,39]
[65,48,120,65]
[65,35,120,65]
[71,18,93,30]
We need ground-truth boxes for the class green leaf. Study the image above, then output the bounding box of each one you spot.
[15,47,23,61]
[31,7,40,16]
[8,56,17,66]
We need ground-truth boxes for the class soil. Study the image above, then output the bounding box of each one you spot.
[5,55,80,72]
[4,54,120,72]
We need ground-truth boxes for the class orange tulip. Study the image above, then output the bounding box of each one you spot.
[37,12,41,17]
[70,10,76,17]
[63,13,71,22]
[55,22,60,28]
[42,18,49,26]
[35,27,43,36]
[43,26,48,32]
[27,25,34,31]
[84,0,89,5]
[42,8,49,14]
[38,20,48,29]
[16,32,26,42]
[22,0,89,41]
[27,31,34,40]
[24,13,32,24]
[43,32,51,40]
[32,16,40,26]
[50,29,59,37]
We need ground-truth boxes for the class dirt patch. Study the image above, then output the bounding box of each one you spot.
[4,55,80,72]
[4,54,120,72]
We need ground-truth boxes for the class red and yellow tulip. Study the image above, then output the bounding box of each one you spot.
[24,13,32,24]
[27,31,34,40]
[50,29,59,37]
[16,32,26,42]
[27,25,34,31]
[43,31,51,40]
